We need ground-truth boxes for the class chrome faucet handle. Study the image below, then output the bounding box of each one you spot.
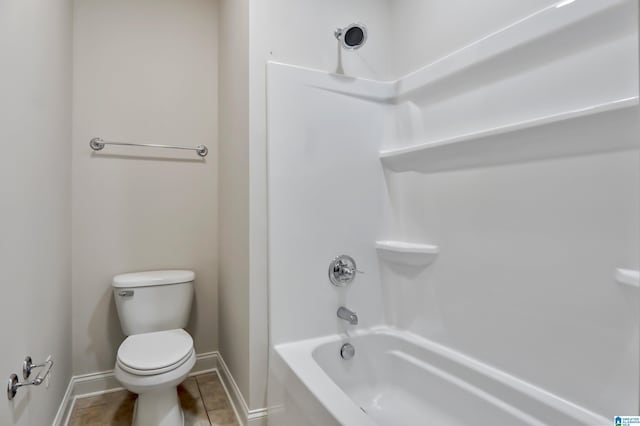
[339,261,364,275]
[329,255,363,287]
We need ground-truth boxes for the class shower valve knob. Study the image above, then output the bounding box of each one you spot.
[329,255,362,287]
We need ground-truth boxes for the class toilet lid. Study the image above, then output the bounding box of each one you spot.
[117,329,193,374]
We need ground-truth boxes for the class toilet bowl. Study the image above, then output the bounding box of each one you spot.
[112,270,196,426]
[115,329,196,426]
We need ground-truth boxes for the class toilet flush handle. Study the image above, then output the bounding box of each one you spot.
[118,290,134,297]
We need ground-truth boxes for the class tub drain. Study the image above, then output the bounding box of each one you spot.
[340,343,355,360]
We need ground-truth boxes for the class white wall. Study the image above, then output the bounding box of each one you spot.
[388,0,558,78]
[266,62,394,426]
[250,0,392,82]
[267,64,392,345]
[72,0,219,375]
[386,151,639,416]
[218,0,252,409]
[0,0,73,424]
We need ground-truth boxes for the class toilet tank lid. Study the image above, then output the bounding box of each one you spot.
[112,270,195,288]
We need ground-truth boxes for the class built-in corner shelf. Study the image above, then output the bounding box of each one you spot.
[380,98,639,173]
[615,268,639,288]
[375,241,439,266]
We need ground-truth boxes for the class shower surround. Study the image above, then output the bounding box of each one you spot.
[266,1,640,424]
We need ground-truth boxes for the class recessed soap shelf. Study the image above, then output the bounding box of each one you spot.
[615,268,639,288]
[375,241,439,266]
[379,98,639,174]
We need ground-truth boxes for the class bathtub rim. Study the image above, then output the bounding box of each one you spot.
[273,326,610,426]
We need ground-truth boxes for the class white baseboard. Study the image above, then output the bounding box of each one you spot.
[52,351,267,426]
[215,353,269,426]
[51,375,75,426]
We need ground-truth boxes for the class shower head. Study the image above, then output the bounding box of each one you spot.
[334,23,367,50]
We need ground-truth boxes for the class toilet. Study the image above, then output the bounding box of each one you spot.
[112,270,196,426]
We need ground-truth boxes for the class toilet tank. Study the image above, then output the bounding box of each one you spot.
[112,270,194,336]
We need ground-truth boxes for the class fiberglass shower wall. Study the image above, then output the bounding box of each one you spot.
[267,0,640,420]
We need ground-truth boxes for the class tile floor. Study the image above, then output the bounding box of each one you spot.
[68,372,239,426]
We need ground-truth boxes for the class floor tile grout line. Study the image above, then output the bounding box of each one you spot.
[199,371,238,426]
[195,373,214,425]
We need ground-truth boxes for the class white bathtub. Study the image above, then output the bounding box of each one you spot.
[271,328,609,426]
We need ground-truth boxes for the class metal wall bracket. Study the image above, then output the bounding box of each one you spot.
[7,356,53,400]
[7,374,19,400]
[23,355,47,380]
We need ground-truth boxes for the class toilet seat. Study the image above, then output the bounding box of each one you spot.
[117,329,193,376]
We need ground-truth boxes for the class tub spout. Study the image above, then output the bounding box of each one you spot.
[337,306,358,325]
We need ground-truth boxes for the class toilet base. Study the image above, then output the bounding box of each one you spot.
[114,344,195,426]
[133,387,184,426]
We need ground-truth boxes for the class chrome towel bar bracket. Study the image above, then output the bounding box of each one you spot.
[90,137,208,157]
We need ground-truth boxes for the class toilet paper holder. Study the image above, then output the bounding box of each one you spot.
[7,355,53,400]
